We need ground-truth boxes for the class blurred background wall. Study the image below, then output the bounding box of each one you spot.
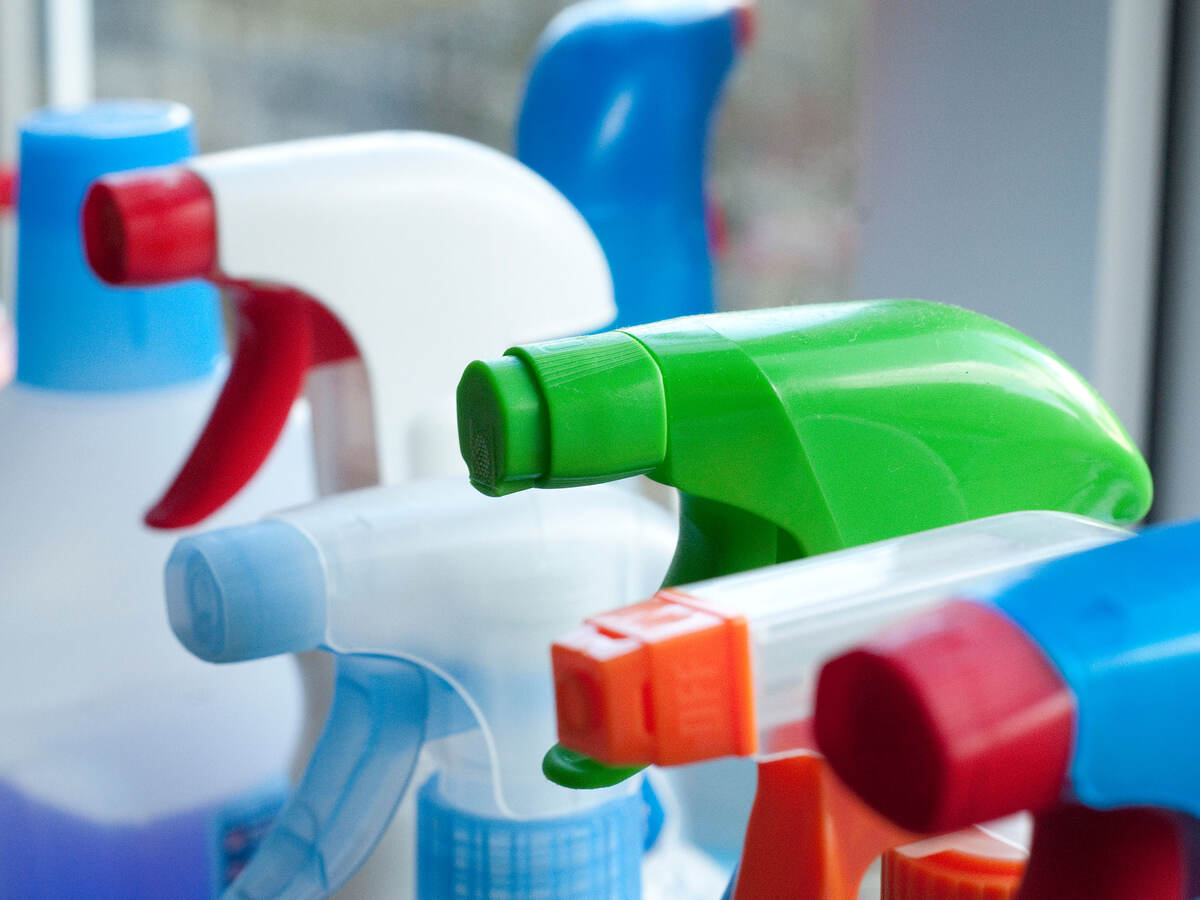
[90,0,864,313]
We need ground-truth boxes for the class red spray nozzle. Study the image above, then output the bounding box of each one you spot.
[0,165,16,213]
[82,166,217,286]
[813,601,1075,835]
[734,1,757,50]
[80,166,359,529]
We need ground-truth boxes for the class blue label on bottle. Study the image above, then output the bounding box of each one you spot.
[0,775,287,898]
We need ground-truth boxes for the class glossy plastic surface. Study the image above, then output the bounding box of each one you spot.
[552,511,1128,769]
[517,0,750,327]
[84,131,615,526]
[16,101,222,391]
[457,300,1153,787]
[165,481,676,898]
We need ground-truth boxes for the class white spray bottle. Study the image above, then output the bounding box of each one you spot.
[82,130,619,898]
[0,102,315,898]
[164,481,678,899]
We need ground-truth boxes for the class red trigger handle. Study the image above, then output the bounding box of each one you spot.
[146,287,316,528]
[146,283,360,529]
[1017,805,1185,900]
[80,166,361,528]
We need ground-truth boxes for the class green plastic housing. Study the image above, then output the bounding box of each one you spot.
[456,300,1153,786]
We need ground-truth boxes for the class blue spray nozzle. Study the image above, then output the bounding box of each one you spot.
[164,519,326,663]
[517,1,749,328]
[15,100,223,391]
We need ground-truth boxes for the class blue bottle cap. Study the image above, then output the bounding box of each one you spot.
[417,775,645,899]
[164,519,327,663]
[15,100,223,391]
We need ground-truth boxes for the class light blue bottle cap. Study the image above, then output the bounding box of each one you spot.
[15,100,223,391]
[417,775,644,899]
[164,519,326,663]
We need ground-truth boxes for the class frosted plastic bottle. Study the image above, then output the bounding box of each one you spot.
[81,129,618,900]
[163,480,725,899]
[0,102,315,898]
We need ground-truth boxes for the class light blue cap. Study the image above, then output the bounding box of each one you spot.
[417,775,644,899]
[164,519,326,663]
[15,100,223,391]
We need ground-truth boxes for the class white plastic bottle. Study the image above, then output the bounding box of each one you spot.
[163,480,709,899]
[0,102,315,898]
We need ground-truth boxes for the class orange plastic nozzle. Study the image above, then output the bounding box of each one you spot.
[551,590,756,767]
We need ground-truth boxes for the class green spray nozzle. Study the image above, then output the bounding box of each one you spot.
[456,300,1153,787]
[459,332,668,495]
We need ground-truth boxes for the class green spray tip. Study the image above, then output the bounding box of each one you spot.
[456,300,1152,787]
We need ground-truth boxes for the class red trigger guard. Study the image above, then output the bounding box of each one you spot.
[1016,805,1185,900]
[145,281,358,529]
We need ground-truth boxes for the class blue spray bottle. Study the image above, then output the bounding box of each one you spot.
[517,0,753,327]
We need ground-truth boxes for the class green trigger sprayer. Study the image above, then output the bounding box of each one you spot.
[456,300,1152,896]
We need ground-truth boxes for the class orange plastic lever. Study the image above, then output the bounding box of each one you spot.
[732,751,918,900]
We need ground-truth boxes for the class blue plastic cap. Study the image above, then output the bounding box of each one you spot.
[517,2,745,328]
[15,100,223,391]
[417,775,645,899]
[164,519,326,664]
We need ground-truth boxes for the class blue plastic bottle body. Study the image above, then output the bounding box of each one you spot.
[517,5,740,327]
[984,519,1200,817]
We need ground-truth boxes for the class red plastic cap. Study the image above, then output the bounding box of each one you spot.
[552,590,756,767]
[82,165,216,286]
[733,1,757,50]
[0,165,15,213]
[813,600,1075,835]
